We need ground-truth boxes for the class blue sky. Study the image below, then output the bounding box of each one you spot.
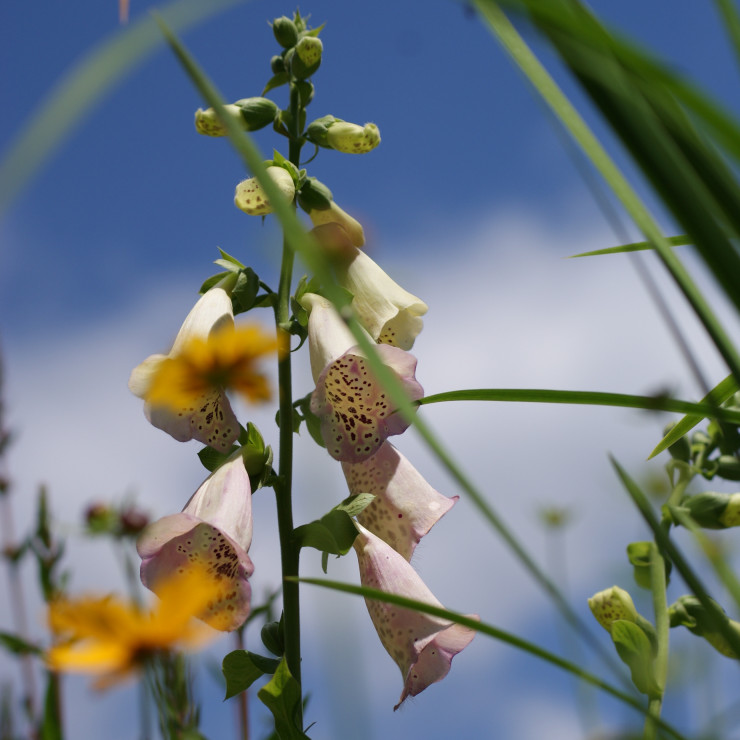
[3,1,740,739]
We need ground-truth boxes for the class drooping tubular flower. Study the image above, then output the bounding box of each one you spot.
[354,524,477,709]
[308,201,365,247]
[137,453,254,632]
[301,293,423,462]
[342,442,456,561]
[128,286,277,452]
[47,565,222,689]
[337,248,428,350]
[234,166,296,216]
[327,122,381,154]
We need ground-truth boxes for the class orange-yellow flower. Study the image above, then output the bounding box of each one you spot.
[46,567,222,689]
[146,323,277,411]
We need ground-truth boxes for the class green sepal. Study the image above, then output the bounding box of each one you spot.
[296,80,314,107]
[303,23,325,37]
[222,650,281,700]
[296,177,333,212]
[275,406,302,435]
[714,455,740,481]
[261,618,284,657]
[233,97,279,131]
[305,115,338,148]
[610,620,661,698]
[295,394,324,448]
[0,631,42,656]
[676,492,732,529]
[240,423,275,491]
[262,72,290,97]
[293,507,359,556]
[232,268,261,314]
[626,541,671,589]
[258,658,310,739]
[197,443,238,473]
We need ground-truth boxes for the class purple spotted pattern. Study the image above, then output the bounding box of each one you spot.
[353,525,477,709]
[138,514,253,632]
[147,390,239,453]
[342,442,457,561]
[310,344,423,463]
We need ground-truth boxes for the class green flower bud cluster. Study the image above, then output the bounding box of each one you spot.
[268,11,324,84]
[588,586,660,696]
[669,595,740,659]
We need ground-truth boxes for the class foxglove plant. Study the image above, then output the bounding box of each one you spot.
[122,11,477,736]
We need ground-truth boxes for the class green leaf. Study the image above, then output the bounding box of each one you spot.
[293,510,358,556]
[197,443,238,472]
[261,620,284,657]
[199,271,231,294]
[233,268,261,314]
[419,387,740,424]
[222,650,280,700]
[610,620,661,697]
[649,374,739,458]
[569,234,690,258]
[334,493,375,518]
[40,675,62,740]
[0,631,42,656]
[258,659,310,739]
[217,247,246,269]
[262,72,290,96]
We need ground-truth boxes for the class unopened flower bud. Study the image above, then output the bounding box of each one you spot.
[272,16,298,48]
[270,55,285,74]
[663,422,690,462]
[669,595,740,659]
[327,122,380,154]
[295,36,323,66]
[716,455,740,481]
[588,586,639,633]
[233,97,279,131]
[678,491,740,529]
[309,201,364,247]
[195,104,246,137]
[235,166,296,216]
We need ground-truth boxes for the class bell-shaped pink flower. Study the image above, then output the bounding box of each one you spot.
[137,454,254,631]
[354,524,477,709]
[301,294,423,463]
[342,442,456,561]
[128,287,240,452]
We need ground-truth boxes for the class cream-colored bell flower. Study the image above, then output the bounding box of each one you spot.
[338,248,428,350]
[235,166,296,216]
[327,122,380,154]
[195,104,245,136]
[308,201,365,247]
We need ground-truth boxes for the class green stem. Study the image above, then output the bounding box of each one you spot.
[273,80,304,716]
[645,543,668,740]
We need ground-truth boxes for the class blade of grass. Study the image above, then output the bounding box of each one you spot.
[712,0,740,73]
[570,235,690,258]
[611,457,740,659]
[0,0,245,220]
[295,576,689,740]
[156,18,627,680]
[419,388,740,424]
[649,374,739,459]
[474,1,740,384]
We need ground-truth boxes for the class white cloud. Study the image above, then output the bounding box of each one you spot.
[2,206,738,738]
